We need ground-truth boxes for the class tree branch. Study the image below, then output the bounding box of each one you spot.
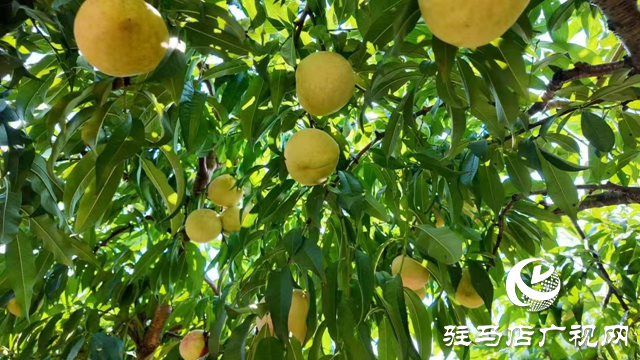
[193,151,218,196]
[493,194,523,255]
[570,218,629,312]
[93,224,133,253]
[591,0,640,69]
[413,105,433,119]
[136,303,172,360]
[526,60,630,117]
[346,131,385,170]
[204,274,220,296]
[293,4,311,48]
[528,182,640,214]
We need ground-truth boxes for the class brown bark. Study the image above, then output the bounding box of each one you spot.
[192,150,218,196]
[526,60,630,116]
[591,0,640,69]
[136,303,172,360]
[533,182,640,214]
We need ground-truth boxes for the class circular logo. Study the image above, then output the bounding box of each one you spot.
[506,258,561,312]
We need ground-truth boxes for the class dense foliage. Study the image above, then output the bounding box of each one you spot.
[0,0,639,358]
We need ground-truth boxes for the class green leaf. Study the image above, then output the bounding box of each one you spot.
[286,338,304,360]
[496,39,529,97]
[308,322,327,360]
[66,336,85,360]
[179,82,209,154]
[363,194,390,221]
[468,54,519,127]
[547,0,575,34]
[184,22,252,56]
[504,153,532,195]
[379,276,420,360]
[141,158,184,235]
[411,153,468,178]
[222,315,256,360]
[355,250,374,321]
[48,106,94,180]
[581,111,615,152]
[68,238,99,267]
[293,238,326,282]
[281,37,296,68]
[538,146,589,172]
[75,162,124,233]
[184,242,205,297]
[334,0,357,24]
[447,106,466,157]
[322,262,339,341]
[46,87,94,140]
[404,289,432,359]
[208,302,228,358]
[30,216,74,267]
[413,225,463,265]
[433,36,457,83]
[477,164,505,213]
[89,333,124,360]
[545,133,580,154]
[255,337,285,360]
[82,100,117,151]
[378,316,400,360]
[266,268,293,343]
[95,117,144,188]
[0,187,22,245]
[201,59,249,80]
[540,155,579,219]
[146,45,188,104]
[337,300,376,360]
[392,0,421,50]
[270,70,289,112]
[16,72,56,122]
[63,151,97,217]
[588,75,640,102]
[6,231,36,321]
[130,240,169,283]
[467,261,494,315]
[382,87,414,158]
[240,76,270,144]
[159,145,186,220]
[38,313,63,354]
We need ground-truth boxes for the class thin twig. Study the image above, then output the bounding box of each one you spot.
[492,194,523,255]
[293,4,311,48]
[526,60,630,117]
[346,131,385,170]
[413,105,433,119]
[570,218,629,312]
[205,275,221,296]
[93,224,133,253]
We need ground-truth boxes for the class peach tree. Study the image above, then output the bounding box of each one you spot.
[0,0,639,358]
